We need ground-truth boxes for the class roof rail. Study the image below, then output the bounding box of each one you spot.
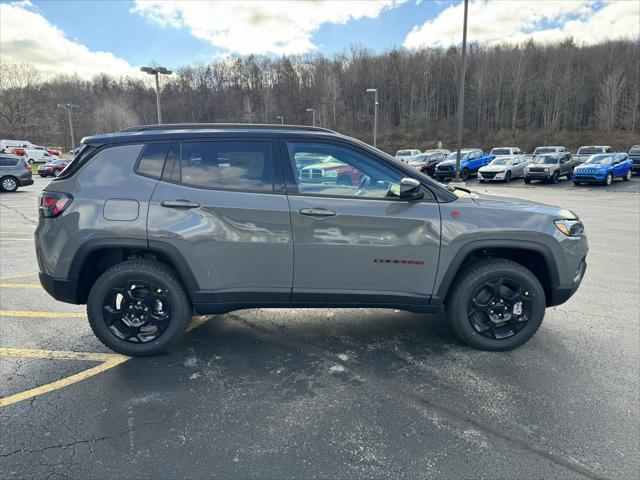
[119,123,335,133]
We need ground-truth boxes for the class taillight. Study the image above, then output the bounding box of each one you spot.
[39,192,73,218]
[25,164,32,171]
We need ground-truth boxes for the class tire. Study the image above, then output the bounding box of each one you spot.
[445,258,546,351]
[40,174,47,178]
[479,179,486,184]
[0,176,19,192]
[567,169,574,180]
[573,180,581,186]
[550,171,559,184]
[604,172,613,186]
[622,169,631,182]
[53,169,61,177]
[504,171,512,183]
[28,159,34,164]
[524,177,531,184]
[461,168,469,181]
[87,260,192,356]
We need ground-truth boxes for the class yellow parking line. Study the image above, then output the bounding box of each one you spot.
[0,310,86,318]
[0,272,36,281]
[0,348,129,408]
[0,283,41,289]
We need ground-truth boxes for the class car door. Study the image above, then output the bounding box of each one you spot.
[283,140,441,306]
[613,153,628,177]
[147,139,293,303]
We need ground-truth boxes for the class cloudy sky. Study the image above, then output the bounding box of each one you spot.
[1,0,638,78]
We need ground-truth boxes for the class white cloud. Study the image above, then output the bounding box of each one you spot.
[0,1,139,79]
[131,0,405,55]
[404,0,640,49]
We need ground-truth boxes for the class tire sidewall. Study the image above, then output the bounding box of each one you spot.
[1,176,18,192]
[605,173,612,185]
[87,264,191,356]
[448,262,546,351]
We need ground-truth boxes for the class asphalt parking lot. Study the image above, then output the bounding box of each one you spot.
[1,174,638,479]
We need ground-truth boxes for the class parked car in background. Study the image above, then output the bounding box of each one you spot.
[395,149,421,163]
[533,146,571,161]
[23,149,59,164]
[628,145,640,174]
[573,145,614,164]
[0,139,33,153]
[408,151,446,176]
[435,149,494,181]
[427,148,451,156]
[33,145,63,157]
[524,153,573,184]
[37,158,69,177]
[10,148,27,157]
[478,155,532,183]
[490,147,523,157]
[573,153,632,185]
[0,154,33,192]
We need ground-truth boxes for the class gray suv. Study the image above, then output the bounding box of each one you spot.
[0,155,34,192]
[35,124,588,356]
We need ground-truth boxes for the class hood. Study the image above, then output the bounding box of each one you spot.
[479,164,508,172]
[575,163,605,170]
[469,191,576,218]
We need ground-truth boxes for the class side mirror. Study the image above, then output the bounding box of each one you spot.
[399,177,423,200]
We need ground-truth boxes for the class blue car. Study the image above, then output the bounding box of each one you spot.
[573,153,633,186]
[435,148,495,181]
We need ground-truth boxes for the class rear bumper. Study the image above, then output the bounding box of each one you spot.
[19,178,34,186]
[39,272,82,304]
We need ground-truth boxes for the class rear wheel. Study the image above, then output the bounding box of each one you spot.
[445,259,546,351]
[622,169,631,181]
[604,172,613,186]
[28,159,34,164]
[87,260,192,356]
[1,176,19,192]
[566,168,574,179]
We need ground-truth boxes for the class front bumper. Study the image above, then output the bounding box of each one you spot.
[548,258,587,306]
[525,171,552,180]
[478,171,506,181]
[573,173,606,183]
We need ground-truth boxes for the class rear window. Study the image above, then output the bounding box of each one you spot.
[137,143,170,178]
[168,141,273,192]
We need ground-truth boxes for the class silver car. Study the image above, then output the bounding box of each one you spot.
[478,156,532,183]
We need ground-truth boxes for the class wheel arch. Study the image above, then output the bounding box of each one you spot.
[433,241,559,307]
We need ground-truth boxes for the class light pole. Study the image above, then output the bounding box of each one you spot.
[366,88,378,148]
[454,0,469,183]
[306,108,315,126]
[57,103,79,150]
[140,66,172,124]
[275,115,284,125]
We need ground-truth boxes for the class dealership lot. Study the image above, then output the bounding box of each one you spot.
[1,176,638,479]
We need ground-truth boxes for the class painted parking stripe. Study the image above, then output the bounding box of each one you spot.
[0,283,42,288]
[0,272,36,281]
[0,348,129,408]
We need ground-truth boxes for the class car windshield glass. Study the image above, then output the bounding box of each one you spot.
[532,156,558,164]
[630,146,640,154]
[534,147,557,154]
[412,155,428,161]
[446,152,469,161]
[491,159,512,166]
[491,149,511,155]
[396,150,413,156]
[586,155,613,165]
[578,147,602,155]
[51,159,65,164]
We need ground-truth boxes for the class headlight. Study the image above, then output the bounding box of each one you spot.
[324,170,338,177]
[554,219,584,237]
[544,167,550,172]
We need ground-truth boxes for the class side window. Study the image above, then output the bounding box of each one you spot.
[137,142,170,179]
[287,142,405,199]
[173,141,273,192]
[605,146,613,153]
[0,158,13,167]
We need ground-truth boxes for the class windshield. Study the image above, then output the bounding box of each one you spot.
[534,147,558,154]
[585,154,614,165]
[630,146,640,154]
[446,152,470,161]
[491,148,511,155]
[396,150,414,156]
[51,159,66,164]
[412,154,428,162]
[532,155,558,164]
[578,147,603,155]
[490,158,513,166]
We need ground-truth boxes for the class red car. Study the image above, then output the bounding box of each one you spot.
[46,147,61,156]
[11,148,27,156]
[37,158,69,177]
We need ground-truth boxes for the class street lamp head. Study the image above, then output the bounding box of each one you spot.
[140,66,156,74]
[156,67,173,75]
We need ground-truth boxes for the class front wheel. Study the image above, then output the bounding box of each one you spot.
[604,172,613,186]
[28,159,34,164]
[550,172,559,184]
[53,169,61,177]
[524,177,531,184]
[573,180,581,185]
[622,170,631,182]
[461,168,469,181]
[445,259,546,351]
[87,260,192,356]
[504,171,512,183]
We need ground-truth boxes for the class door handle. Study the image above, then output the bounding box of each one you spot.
[161,200,201,209]
[299,208,337,217]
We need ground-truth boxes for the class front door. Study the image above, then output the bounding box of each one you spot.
[283,141,441,307]
[147,139,293,303]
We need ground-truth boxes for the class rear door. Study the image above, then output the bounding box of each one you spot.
[283,140,441,306]
[147,139,293,303]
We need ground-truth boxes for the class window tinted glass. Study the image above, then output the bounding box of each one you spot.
[288,142,405,199]
[175,141,273,191]
[0,158,18,166]
[137,143,169,178]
